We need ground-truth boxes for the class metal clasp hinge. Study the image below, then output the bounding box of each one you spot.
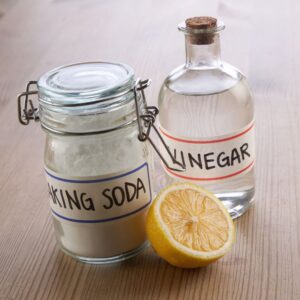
[134,79,185,172]
[17,81,39,125]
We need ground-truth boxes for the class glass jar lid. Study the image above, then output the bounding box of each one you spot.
[37,62,135,106]
[35,62,141,135]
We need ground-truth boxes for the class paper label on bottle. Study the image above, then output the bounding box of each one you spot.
[45,162,152,223]
[159,122,255,181]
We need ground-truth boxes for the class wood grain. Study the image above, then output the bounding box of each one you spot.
[0,0,299,299]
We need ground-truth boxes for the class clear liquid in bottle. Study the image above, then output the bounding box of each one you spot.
[156,17,255,219]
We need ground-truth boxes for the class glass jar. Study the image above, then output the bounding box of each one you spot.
[18,62,154,263]
[156,17,255,219]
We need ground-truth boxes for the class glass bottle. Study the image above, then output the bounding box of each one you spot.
[157,17,255,219]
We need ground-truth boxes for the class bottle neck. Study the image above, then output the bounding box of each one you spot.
[185,33,221,68]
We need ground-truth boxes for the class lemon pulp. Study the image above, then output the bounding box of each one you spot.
[146,183,235,268]
[161,188,229,252]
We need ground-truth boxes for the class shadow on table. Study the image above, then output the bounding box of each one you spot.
[51,245,251,298]
[49,205,257,299]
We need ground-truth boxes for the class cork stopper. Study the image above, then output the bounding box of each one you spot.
[185,16,218,45]
[185,17,217,30]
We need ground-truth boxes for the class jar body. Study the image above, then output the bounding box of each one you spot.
[17,62,154,263]
[44,123,152,262]
[157,62,255,219]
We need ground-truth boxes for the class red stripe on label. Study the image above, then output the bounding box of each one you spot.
[165,160,255,181]
[160,123,254,144]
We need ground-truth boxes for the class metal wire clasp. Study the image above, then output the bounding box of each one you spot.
[17,81,39,125]
[134,79,185,172]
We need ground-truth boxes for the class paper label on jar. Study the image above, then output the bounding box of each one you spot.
[45,162,152,223]
[159,122,255,181]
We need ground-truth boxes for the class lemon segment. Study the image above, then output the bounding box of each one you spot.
[146,183,235,268]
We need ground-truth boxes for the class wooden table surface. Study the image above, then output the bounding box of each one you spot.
[1,0,299,299]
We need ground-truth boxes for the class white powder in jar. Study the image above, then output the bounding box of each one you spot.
[45,121,152,260]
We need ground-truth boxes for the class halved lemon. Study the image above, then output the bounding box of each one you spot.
[146,183,235,268]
